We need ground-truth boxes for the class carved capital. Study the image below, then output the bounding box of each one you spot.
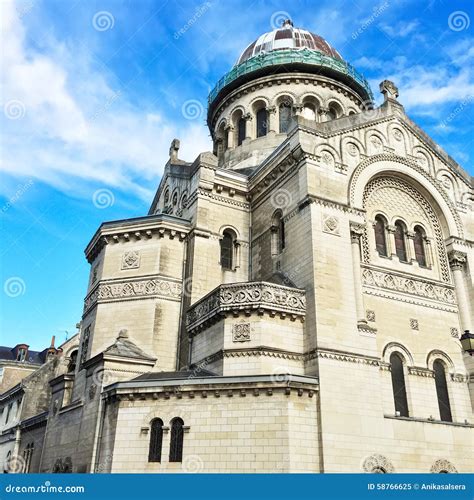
[448,250,467,270]
[243,112,253,121]
[267,105,277,114]
[350,222,365,242]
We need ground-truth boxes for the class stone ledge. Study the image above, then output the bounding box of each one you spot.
[384,414,473,428]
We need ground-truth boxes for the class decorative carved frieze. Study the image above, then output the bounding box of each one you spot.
[84,276,182,315]
[361,265,456,306]
[410,318,419,330]
[408,367,434,378]
[121,251,140,270]
[450,373,469,383]
[362,454,395,473]
[430,459,458,473]
[322,214,340,235]
[187,282,306,334]
[232,323,251,342]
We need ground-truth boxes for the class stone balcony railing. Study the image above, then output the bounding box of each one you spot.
[186,281,306,334]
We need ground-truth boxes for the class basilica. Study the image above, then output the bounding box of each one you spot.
[1,19,473,473]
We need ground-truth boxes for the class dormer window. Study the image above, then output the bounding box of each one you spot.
[16,347,27,362]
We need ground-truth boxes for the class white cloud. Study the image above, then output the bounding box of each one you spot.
[0,0,212,202]
[380,20,419,38]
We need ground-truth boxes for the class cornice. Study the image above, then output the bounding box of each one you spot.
[85,215,191,264]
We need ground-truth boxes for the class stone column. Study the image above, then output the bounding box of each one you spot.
[243,113,253,140]
[318,107,329,122]
[267,106,277,133]
[350,223,366,324]
[387,225,397,258]
[448,250,471,332]
[406,231,415,263]
[225,124,234,149]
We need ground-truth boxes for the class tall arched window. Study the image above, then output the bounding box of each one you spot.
[390,353,409,417]
[148,418,164,462]
[237,117,246,146]
[394,220,408,262]
[272,211,285,255]
[220,230,234,270]
[256,108,268,137]
[23,442,34,472]
[413,225,427,267]
[433,360,452,422]
[279,102,292,133]
[302,103,317,121]
[169,417,184,462]
[374,215,388,257]
[67,350,78,373]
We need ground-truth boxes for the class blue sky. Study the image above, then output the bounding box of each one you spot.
[1,0,473,350]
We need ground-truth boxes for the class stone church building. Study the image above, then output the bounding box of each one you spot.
[2,20,473,473]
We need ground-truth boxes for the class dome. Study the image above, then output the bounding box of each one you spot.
[236,19,342,65]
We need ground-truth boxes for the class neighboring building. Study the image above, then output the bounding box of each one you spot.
[3,20,474,474]
[0,340,58,394]
[0,335,79,473]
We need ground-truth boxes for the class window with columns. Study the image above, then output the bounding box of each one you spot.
[169,417,184,462]
[220,230,236,270]
[374,215,388,257]
[394,220,408,262]
[390,352,409,417]
[433,360,452,422]
[413,225,427,267]
[278,102,292,133]
[256,107,268,137]
[148,418,164,462]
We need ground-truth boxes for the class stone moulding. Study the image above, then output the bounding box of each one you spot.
[361,265,457,308]
[83,275,182,315]
[186,281,306,334]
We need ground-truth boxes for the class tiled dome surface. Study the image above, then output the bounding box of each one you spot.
[236,19,342,66]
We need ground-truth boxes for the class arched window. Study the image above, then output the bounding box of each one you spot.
[394,220,407,262]
[148,418,164,462]
[302,103,316,121]
[169,417,184,462]
[279,102,292,133]
[256,108,268,137]
[67,350,78,373]
[413,225,427,267]
[390,353,409,417]
[237,117,246,146]
[23,442,34,472]
[327,102,342,121]
[374,215,388,257]
[433,360,452,422]
[220,230,234,270]
[272,211,285,255]
[4,451,11,473]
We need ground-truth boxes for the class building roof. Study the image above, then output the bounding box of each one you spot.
[236,19,342,65]
[133,369,217,381]
[104,330,157,361]
[0,345,46,365]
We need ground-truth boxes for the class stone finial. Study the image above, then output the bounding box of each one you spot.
[117,329,129,340]
[379,80,399,102]
[169,138,180,162]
